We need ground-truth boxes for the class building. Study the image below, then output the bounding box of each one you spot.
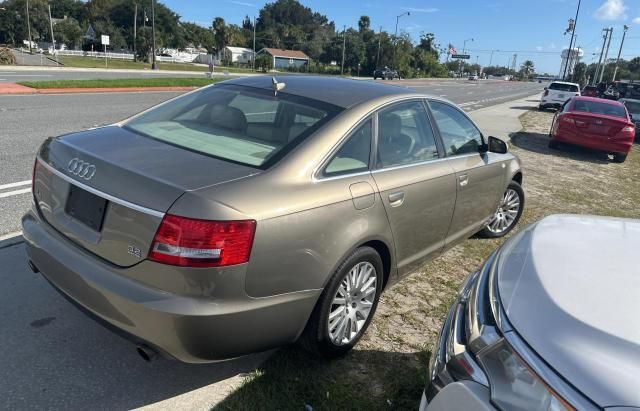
[559,47,584,78]
[217,46,254,65]
[257,48,310,69]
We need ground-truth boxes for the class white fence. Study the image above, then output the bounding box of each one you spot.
[56,50,135,60]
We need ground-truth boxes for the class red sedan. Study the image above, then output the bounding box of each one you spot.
[549,96,635,163]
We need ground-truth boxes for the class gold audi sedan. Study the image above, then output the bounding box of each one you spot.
[23,76,524,362]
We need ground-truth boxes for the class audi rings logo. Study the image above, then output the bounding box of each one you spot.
[67,158,96,180]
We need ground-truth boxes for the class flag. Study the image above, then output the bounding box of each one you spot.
[448,47,457,55]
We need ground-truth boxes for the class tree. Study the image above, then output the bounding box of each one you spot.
[520,60,534,79]
[358,16,370,33]
[54,18,83,49]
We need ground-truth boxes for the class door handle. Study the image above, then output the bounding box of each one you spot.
[459,174,469,187]
[388,192,405,207]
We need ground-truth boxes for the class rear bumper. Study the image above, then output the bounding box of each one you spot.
[21,209,320,363]
[551,130,633,154]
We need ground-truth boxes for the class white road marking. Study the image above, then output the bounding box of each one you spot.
[0,188,31,199]
[0,74,53,77]
[0,180,31,190]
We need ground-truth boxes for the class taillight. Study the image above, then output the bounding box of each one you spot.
[622,125,635,133]
[149,215,256,267]
[560,115,575,125]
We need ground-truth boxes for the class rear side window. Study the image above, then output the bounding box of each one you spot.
[124,85,342,169]
[324,119,372,177]
[549,83,579,92]
[573,100,627,118]
[376,101,439,168]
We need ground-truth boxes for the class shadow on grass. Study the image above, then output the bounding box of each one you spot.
[511,131,611,164]
[214,346,431,410]
[509,105,537,111]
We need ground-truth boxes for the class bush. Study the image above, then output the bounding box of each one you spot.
[0,47,17,65]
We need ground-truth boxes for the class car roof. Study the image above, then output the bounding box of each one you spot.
[222,76,416,108]
[550,81,580,86]
[573,96,624,106]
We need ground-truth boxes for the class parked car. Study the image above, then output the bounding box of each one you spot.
[22,76,524,363]
[373,68,400,80]
[620,97,640,140]
[468,74,479,81]
[549,96,635,162]
[420,214,640,411]
[539,81,580,111]
[581,85,599,98]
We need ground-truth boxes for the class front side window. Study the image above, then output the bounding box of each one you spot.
[429,101,483,156]
[376,101,439,168]
[324,119,372,176]
[124,85,341,168]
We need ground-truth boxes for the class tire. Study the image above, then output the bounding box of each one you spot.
[548,139,559,149]
[300,246,384,358]
[612,152,627,163]
[477,181,525,239]
[538,105,545,111]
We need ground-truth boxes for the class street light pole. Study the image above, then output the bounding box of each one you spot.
[460,37,473,77]
[47,2,58,66]
[375,26,382,68]
[393,11,410,69]
[252,16,256,71]
[151,0,157,70]
[612,25,628,82]
[25,0,32,53]
[133,3,137,62]
[341,25,346,75]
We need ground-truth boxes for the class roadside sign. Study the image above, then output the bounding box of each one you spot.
[101,35,110,46]
[451,54,470,59]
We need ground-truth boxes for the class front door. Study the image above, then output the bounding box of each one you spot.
[371,100,457,277]
[427,100,506,247]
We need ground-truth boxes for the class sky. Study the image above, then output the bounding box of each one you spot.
[162,0,640,74]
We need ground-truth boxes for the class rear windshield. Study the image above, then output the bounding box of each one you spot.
[124,84,342,168]
[549,83,579,92]
[623,101,640,113]
[573,100,627,118]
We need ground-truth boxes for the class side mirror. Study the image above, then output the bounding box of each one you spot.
[488,136,508,154]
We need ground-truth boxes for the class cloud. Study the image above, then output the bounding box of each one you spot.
[549,42,557,49]
[594,0,627,20]
[634,17,640,24]
[401,6,439,13]
[226,0,256,7]
[536,46,543,51]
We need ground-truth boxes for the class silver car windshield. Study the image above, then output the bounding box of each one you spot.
[124,84,342,168]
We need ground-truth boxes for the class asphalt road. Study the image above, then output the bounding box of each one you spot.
[0,80,543,236]
[0,79,542,408]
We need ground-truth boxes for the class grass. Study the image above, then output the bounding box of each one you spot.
[211,109,640,410]
[57,55,255,73]
[17,77,227,89]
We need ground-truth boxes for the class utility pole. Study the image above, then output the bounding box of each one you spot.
[593,29,608,85]
[47,3,58,66]
[612,25,628,82]
[570,44,582,83]
[252,16,256,71]
[133,3,137,62]
[489,49,497,67]
[393,11,409,69]
[375,26,382,68]
[562,0,581,80]
[151,0,157,70]
[598,27,613,84]
[341,25,346,75]
[25,0,32,53]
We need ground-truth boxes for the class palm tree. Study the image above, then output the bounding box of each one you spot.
[520,60,535,79]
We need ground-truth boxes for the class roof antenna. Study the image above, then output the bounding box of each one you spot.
[272,76,286,96]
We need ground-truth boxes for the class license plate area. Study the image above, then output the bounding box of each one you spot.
[65,185,107,232]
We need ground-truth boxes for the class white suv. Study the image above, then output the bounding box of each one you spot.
[539,81,580,111]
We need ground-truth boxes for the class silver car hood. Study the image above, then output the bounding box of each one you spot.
[496,214,640,408]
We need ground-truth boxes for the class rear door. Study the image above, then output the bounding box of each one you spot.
[427,100,506,246]
[371,100,456,276]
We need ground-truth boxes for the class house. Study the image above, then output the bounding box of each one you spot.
[217,46,254,65]
[257,48,309,69]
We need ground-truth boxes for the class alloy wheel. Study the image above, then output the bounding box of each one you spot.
[327,261,377,345]
[486,188,521,234]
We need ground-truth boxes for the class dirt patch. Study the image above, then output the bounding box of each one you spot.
[216,109,640,410]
